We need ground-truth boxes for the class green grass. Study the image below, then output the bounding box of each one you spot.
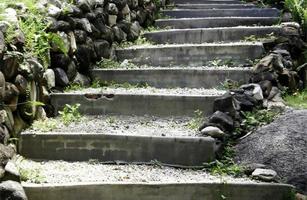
[284,90,307,109]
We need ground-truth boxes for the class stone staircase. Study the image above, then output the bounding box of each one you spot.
[19,0,294,199]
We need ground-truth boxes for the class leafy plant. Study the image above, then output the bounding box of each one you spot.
[203,145,245,177]
[285,0,307,40]
[187,110,204,130]
[233,109,281,138]
[97,59,121,69]
[284,89,307,108]
[19,167,46,183]
[117,36,153,48]
[59,104,82,125]
[64,83,84,92]
[31,119,58,132]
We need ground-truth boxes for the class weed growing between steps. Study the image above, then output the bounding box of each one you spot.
[186,110,204,130]
[16,156,46,183]
[96,58,137,69]
[31,104,83,131]
[116,36,154,48]
[64,80,150,92]
[202,109,282,177]
[31,118,58,132]
[59,104,82,125]
[243,32,278,42]
[203,145,245,177]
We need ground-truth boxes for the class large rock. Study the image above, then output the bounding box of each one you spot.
[0,31,5,60]
[209,111,234,132]
[0,181,27,200]
[0,144,15,167]
[235,109,307,194]
[0,72,5,101]
[54,68,69,87]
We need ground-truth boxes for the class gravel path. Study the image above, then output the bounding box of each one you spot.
[17,158,255,184]
[25,115,201,137]
[63,87,225,96]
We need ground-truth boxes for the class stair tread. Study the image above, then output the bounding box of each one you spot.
[55,87,225,97]
[117,42,264,49]
[25,115,202,137]
[18,158,255,184]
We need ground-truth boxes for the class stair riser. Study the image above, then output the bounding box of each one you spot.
[20,134,216,166]
[24,182,294,200]
[116,44,264,67]
[162,9,280,18]
[90,69,252,88]
[144,27,281,44]
[156,17,279,29]
[170,0,244,4]
[50,93,218,117]
[174,4,257,9]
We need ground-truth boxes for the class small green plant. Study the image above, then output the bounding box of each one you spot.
[219,79,240,90]
[64,83,84,92]
[208,59,235,67]
[59,104,82,125]
[19,167,45,183]
[97,59,121,69]
[31,118,58,132]
[187,110,204,130]
[244,33,277,42]
[284,90,307,109]
[118,36,153,48]
[233,109,281,138]
[106,116,116,124]
[203,145,245,177]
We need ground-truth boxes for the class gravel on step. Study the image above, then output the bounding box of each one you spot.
[25,115,201,137]
[62,87,225,96]
[95,66,253,70]
[17,158,255,184]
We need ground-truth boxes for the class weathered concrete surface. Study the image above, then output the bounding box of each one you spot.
[90,68,252,88]
[174,3,256,9]
[235,109,307,194]
[156,17,279,29]
[19,133,216,166]
[50,93,219,116]
[162,8,280,18]
[144,26,281,44]
[23,182,294,200]
[116,43,265,66]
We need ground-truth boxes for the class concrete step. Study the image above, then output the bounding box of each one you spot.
[90,68,252,88]
[144,26,281,44]
[156,17,279,29]
[170,0,244,4]
[174,3,257,9]
[20,124,216,166]
[162,8,280,18]
[50,88,224,117]
[115,43,265,67]
[24,181,294,200]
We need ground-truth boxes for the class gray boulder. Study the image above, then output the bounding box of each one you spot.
[0,181,27,200]
[235,109,307,194]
